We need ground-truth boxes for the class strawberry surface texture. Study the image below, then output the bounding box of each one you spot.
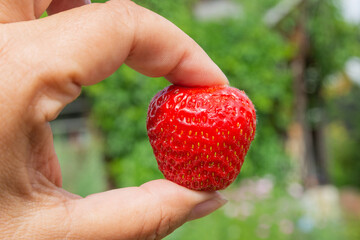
[147,85,256,191]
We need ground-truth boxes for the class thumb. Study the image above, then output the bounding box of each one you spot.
[67,180,227,239]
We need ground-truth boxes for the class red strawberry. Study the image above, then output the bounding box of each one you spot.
[147,85,256,191]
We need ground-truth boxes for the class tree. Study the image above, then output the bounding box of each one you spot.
[265,0,359,186]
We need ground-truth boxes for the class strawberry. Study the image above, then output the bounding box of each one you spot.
[147,85,256,191]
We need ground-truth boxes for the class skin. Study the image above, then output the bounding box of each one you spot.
[0,0,229,239]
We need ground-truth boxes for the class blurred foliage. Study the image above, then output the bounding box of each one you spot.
[307,0,360,80]
[327,86,360,188]
[304,0,360,188]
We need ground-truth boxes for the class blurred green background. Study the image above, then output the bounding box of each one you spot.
[50,0,360,239]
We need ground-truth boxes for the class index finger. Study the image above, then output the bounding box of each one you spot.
[42,0,228,86]
[6,0,228,122]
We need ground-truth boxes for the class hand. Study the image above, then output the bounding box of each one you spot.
[0,0,228,239]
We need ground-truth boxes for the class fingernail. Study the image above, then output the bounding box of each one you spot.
[188,192,228,221]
